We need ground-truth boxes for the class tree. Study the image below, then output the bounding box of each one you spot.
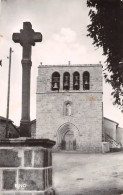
[87,0,123,111]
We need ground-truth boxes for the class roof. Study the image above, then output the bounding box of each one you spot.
[38,64,102,68]
[0,116,20,135]
[117,126,123,130]
[0,116,12,122]
[104,117,119,125]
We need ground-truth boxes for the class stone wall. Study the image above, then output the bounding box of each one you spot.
[116,127,123,147]
[0,139,55,195]
[36,64,102,153]
[30,120,36,138]
[37,64,102,93]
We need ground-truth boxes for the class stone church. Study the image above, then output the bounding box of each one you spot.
[36,63,103,153]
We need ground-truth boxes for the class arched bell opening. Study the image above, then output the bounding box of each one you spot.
[51,72,60,91]
[83,71,90,90]
[73,71,80,90]
[63,72,70,90]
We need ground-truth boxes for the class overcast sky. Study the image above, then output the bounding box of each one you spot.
[0,0,123,127]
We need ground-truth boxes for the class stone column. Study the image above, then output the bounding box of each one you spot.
[0,138,55,195]
[20,59,32,137]
[12,22,42,137]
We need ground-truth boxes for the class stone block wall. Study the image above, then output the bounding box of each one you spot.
[37,64,102,93]
[36,93,102,153]
[30,120,36,138]
[36,64,102,153]
[0,140,55,195]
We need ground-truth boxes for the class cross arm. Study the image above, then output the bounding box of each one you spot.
[31,32,42,46]
[33,32,42,42]
[12,33,21,43]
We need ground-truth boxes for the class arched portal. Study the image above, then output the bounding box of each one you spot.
[64,131,74,150]
[57,123,80,151]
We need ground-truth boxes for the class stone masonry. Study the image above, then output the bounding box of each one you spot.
[36,64,103,153]
[0,138,55,195]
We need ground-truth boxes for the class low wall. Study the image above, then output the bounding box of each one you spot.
[0,138,55,195]
[102,142,110,153]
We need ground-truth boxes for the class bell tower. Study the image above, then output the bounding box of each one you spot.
[36,63,103,153]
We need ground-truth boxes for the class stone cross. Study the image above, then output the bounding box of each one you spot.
[12,22,42,137]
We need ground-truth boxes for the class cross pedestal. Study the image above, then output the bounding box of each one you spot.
[12,22,42,137]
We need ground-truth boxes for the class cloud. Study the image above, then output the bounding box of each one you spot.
[53,28,76,43]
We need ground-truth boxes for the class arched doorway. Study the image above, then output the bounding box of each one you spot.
[57,123,79,151]
[64,131,74,150]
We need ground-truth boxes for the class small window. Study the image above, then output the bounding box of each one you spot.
[83,71,90,90]
[63,72,70,90]
[73,72,80,90]
[52,72,60,91]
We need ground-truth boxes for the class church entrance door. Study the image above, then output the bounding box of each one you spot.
[64,131,74,150]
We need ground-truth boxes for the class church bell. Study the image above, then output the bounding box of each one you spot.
[74,76,79,85]
[84,79,89,85]
[64,80,69,86]
[53,82,58,89]
[74,80,78,86]
[64,76,69,86]
[84,75,89,85]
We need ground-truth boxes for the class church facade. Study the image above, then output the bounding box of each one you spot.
[36,64,103,153]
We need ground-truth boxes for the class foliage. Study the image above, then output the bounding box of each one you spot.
[87,0,123,110]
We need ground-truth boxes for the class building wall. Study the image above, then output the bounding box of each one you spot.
[0,119,19,138]
[0,120,6,138]
[36,64,102,153]
[116,127,123,147]
[31,120,36,138]
[103,118,118,141]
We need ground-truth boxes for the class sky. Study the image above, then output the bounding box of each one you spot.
[0,0,123,127]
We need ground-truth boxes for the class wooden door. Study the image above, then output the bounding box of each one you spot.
[64,131,74,150]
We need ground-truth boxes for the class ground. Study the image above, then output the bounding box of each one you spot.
[53,152,123,195]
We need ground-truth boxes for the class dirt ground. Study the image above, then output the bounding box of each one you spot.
[52,152,123,195]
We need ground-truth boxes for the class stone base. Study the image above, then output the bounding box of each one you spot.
[1,188,55,195]
[0,138,56,195]
[102,142,110,153]
[20,120,31,137]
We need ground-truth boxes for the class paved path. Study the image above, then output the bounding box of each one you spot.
[53,152,123,195]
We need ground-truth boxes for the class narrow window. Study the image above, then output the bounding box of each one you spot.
[66,103,71,116]
[52,72,60,91]
[64,101,72,116]
[83,71,90,90]
[73,72,80,90]
[63,72,70,90]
